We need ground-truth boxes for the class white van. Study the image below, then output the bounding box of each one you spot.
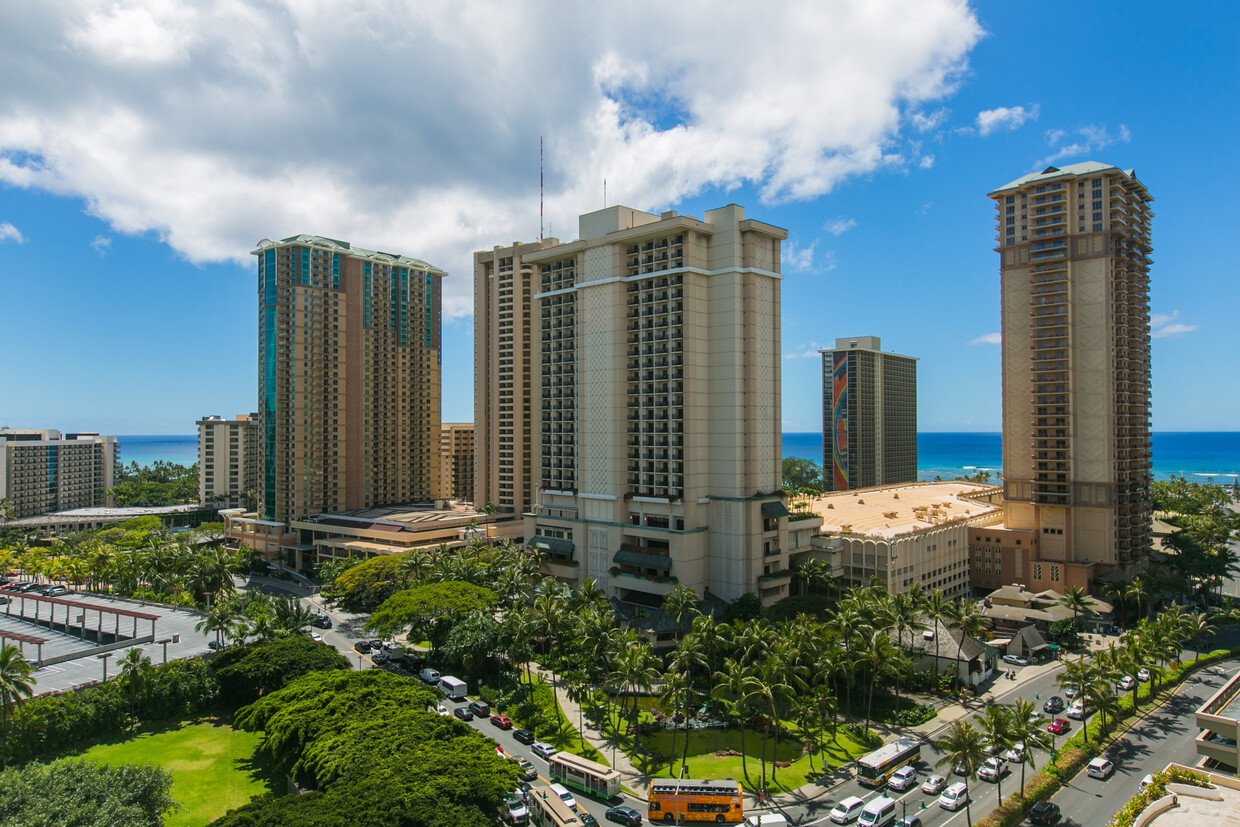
[745,816,790,827]
[549,783,577,812]
[419,667,441,684]
[439,675,467,701]
[858,795,897,827]
[939,782,969,811]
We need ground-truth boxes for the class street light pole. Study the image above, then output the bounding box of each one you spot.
[96,652,113,682]
[156,638,172,664]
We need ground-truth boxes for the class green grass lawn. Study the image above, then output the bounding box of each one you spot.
[75,719,278,827]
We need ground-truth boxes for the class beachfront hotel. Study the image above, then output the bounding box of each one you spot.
[986,162,1154,591]
[820,336,918,492]
[0,428,118,519]
[477,204,795,610]
[253,235,444,523]
[197,414,260,509]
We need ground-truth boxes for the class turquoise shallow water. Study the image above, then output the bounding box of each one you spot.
[116,432,1240,484]
[784,431,1240,484]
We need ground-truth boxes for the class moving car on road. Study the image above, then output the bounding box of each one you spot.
[977,757,1006,782]
[1029,801,1062,824]
[921,775,947,795]
[531,741,558,760]
[1043,696,1065,714]
[604,805,642,826]
[1047,718,1070,735]
[938,782,969,811]
[887,765,918,791]
[1086,757,1115,779]
[452,707,474,721]
[514,729,535,745]
[490,714,513,729]
[829,796,866,824]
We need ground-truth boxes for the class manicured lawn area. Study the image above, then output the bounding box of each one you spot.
[74,719,278,827]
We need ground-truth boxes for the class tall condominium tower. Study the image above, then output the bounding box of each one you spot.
[254,235,444,522]
[511,204,792,609]
[820,336,918,491]
[0,429,117,518]
[197,414,260,509]
[988,162,1153,586]
[439,423,475,503]
[473,241,545,515]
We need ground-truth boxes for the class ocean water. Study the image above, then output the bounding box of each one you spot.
[783,431,1240,484]
[117,432,1240,484]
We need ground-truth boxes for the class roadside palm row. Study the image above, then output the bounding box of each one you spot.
[933,603,1229,827]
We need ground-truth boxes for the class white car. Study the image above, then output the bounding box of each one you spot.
[1119,675,1136,691]
[1064,686,1078,699]
[531,741,558,760]
[887,766,918,791]
[1003,743,1026,763]
[1067,700,1086,720]
[1137,667,1151,682]
[1139,773,1154,791]
[433,703,450,716]
[977,757,1006,782]
[310,632,323,642]
[829,796,866,824]
[1002,654,1029,666]
[505,797,529,824]
[1086,758,1115,780]
[939,782,969,811]
[922,775,947,795]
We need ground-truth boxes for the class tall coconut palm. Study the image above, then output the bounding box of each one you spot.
[1085,680,1122,738]
[662,585,701,643]
[1124,578,1149,623]
[116,647,154,726]
[977,704,1014,806]
[0,643,34,770]
[1057,655,1097,742]
[923,589,953,686]
[948,600,988,691]
[1006,697,1050,797]
[935,720,986,827]
[1058,585,1092,643]
[741,658,794,791]
[713,658,756,787]
[659,669,690,774]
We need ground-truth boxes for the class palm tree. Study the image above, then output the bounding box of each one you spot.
[0,497,15,525]
[1124,579,1149,623]
[947,600,988,691]
[741,659,794,791]
[935,720,986,827]
[1006,697,1050,797]
[1057,655,1097,742]
[0,643,34,769]
[1058,586,1092,643]
[1085,681,1122,737]
[659,669,690,774]
[713,658,756,787]
[977,704,1013,806]
[116,647,154,726]
[923,589,953,687]
[608,637,660,767]
[662,585,701,643]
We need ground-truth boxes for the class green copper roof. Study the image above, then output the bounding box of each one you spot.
[991,161,1136,195]
[253,234,445,274]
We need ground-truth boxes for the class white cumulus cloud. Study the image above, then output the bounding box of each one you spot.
[783,342,826,360]
[824,217,857,236]
[0,222,22,243]
[90,235,112,254]
[911,108,950,132]
[784,239,817,273]
[969,332,1001,345]
[1151,310,1199,339]
[0,0,984,318]
[1034,124,1131,169]
[976,104,1040,136]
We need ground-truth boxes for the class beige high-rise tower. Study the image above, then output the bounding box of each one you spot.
[495,204,792,609]
[254,235,444,523]
[989,162,1153,588]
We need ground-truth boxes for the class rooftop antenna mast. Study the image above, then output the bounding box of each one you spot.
[604,178,607,208]
[539,136,544,242]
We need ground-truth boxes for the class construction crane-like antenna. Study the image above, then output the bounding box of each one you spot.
[539,136,544,242]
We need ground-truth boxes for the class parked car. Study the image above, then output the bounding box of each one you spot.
[829,796,865,824]
[1002,654,1029,666]
[604,805,642,826]
[921,775,947,795]
[370,650,390,664]
[311,613,332,629]
[1066,700,1086,720]
[895,817,922,827]
[887,765,917,791]
[354,640,372,653]
[40,585,68,597]
[309,632,323,642]
[207,640,224,651]
[1139,774,1154,791]
[513,729,535,745]
[490,714,514,729]
[1043,696,1065,714]
[419,667,441,684]
[1003,744,1026,763]
[1047,718,1070,735]
[977,757,1006,782]
[452,707,474,721]
[938,782,969,811]
[1119,675,1136,691]
[531,741,558,760]
[1137,667,1151,682]
[1086,758,1115,779]
[1029,801,1062,825]
[469,701,491,718]
[434,704,450,717]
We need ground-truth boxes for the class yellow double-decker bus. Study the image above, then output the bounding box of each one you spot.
[648,778,744,823]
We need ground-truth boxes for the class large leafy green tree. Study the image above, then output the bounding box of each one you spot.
[211,635,351,706]
[368,581,497,653]
[0,760,176,827]
[781,457,822,491]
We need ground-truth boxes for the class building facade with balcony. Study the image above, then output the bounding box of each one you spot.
[253,235,444,523]
[197,414,260,509]
[439,423,475,502]
[0,429,117,519]
[512,204,792,612]
[820,336,917,491]
[989,162,1154,589]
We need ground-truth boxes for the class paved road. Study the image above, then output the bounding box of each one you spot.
[1048,659,1239,827]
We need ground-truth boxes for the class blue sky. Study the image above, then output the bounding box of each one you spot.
[1,1,1236,436]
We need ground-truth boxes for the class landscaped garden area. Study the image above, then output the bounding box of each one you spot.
[75,719,275,827]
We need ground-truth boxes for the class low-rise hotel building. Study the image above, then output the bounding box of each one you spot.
[802,481,1000,600]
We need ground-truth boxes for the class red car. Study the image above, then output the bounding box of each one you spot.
[490,714,513,729]
[1047,718,1070,735]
